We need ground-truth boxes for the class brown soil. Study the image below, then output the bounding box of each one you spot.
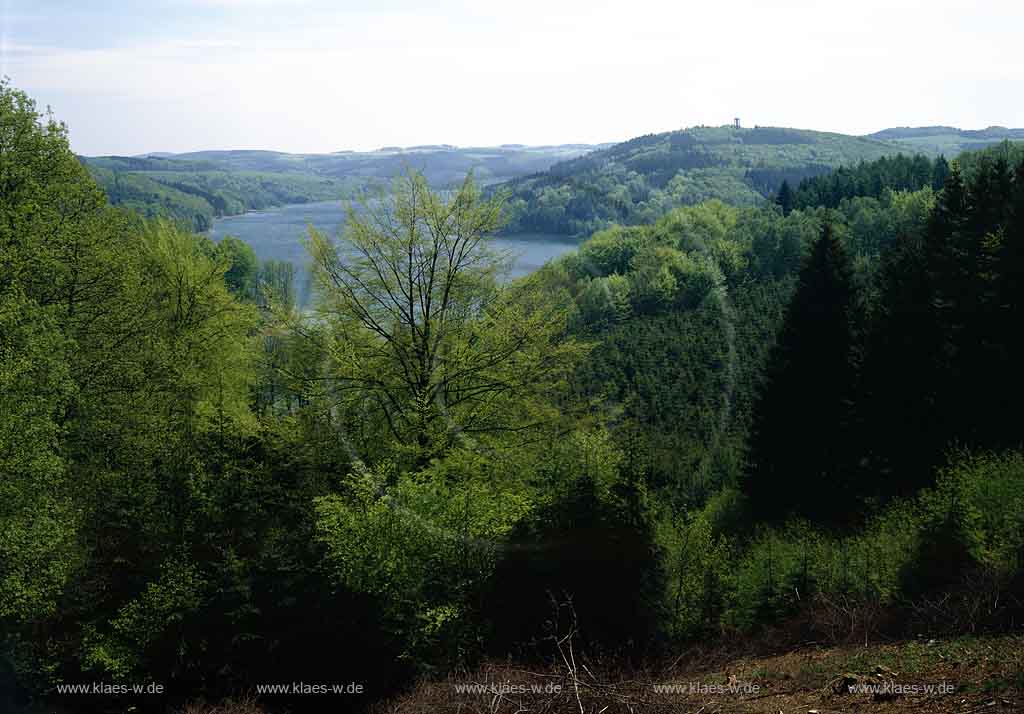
[373,634,1024,713]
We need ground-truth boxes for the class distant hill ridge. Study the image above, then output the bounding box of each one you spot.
[97,125,1024,238]
[495,123,1024,236]
[498,125,900,236]
[120,142,611,163]
[865,125,1024,156]
[868,125,1024,140]
[83,143,605,232]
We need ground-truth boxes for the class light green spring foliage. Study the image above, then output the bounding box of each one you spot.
[577,273,632,326]
[83,559,207,680]
[302,170,588,467]
[313,425,625,661]
[657,450,1024,635]
[314,458,532,600]
[217,235,260,299]
[563,202,742,327]
[1,79,261,683]
[658,511,732,639]
[111,559,207,650]
[73,221,258,680]
[0,289,78,622]
[723,505,921,630]
[314,445,545,659]
[921,451,1024,577]
[572,225,652,276]
[8,73,1021,698]
[0,80,97,625]
[135,220,258,435]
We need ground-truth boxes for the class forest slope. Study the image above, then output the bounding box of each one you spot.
[499,125,904,235]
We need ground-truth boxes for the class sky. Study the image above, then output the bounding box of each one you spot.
[3,0,1023,156]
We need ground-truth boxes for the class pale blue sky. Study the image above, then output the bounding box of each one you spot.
[4,0,1023,155]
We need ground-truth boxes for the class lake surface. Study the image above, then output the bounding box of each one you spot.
[208,200,578,303]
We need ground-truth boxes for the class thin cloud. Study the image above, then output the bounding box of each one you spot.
[6,0,1023,155]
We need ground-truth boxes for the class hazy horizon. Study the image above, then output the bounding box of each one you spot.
[4,0,1023,156]
[75,122,1024,160]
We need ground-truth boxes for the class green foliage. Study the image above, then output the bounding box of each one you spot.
[217,236,259,299]
[0,80,94,630]
[659,511,731,638]
[744,222,861,525]
[315,450,535,663]
[720,451,1024,634]
[775,180,795,215]
[792,153,945,210]
[85,559,207,679]
[84,159,356,232]
[724,505,921,631]
[859,148,1024,498]
[904,452,1024,597]
[572,224,651,277]
[7,76,1024,713]
[486,429,666,652]
[85,165,220,231]
[575,273,632,327]
[0,289,78,624]
[301,170,587,468]
[546,201,814,508]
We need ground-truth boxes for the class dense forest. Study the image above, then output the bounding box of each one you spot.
[4,78,1024,714]
[498,126,905,236]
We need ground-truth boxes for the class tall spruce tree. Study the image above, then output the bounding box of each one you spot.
[998,160,1024,443]
[775,180,795,216]
[862,157,1024,498]
[860,165,971,494]
[744,221,860,525]
[859,219,944,496]
[925,159,1009,447]
[931,155,951,190]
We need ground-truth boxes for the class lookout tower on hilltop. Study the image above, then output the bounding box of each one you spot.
[734,117,741,129]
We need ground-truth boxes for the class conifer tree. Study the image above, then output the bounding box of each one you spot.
[991,158,1024,447]
[775,180,795,216]
[863,158,1023,495]
[932,156,951,190]
[859,221,944,496]
[744,221,860,524]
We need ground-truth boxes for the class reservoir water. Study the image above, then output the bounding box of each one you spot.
[208,200,579,302]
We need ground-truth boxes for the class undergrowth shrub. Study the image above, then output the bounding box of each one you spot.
[902,450,1024,632]
[664,450,1024,642]
[484,431,666,655]
[659,512,731,639]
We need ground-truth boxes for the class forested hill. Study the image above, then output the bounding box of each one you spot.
[868,125,1024,156]
[83,155,350,232]
[498,126,903,236]
[161,143,602,183]
[81,143,602,232]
